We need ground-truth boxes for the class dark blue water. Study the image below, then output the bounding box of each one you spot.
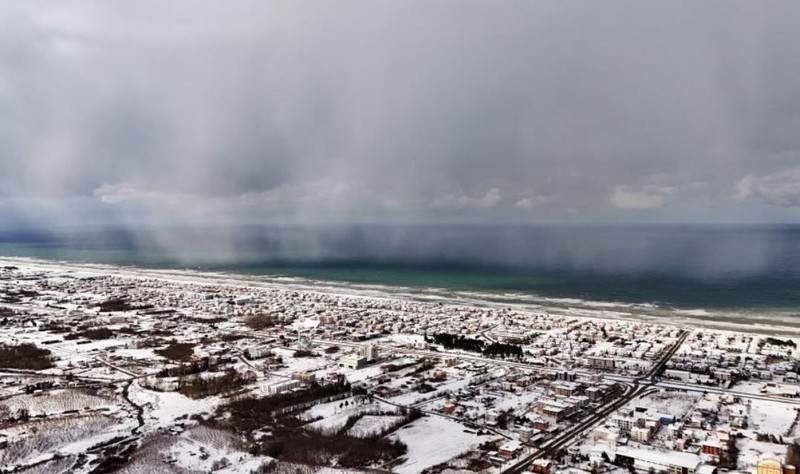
[2,224,800,310]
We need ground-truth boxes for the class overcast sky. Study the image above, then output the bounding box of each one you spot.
[2,0,800,229]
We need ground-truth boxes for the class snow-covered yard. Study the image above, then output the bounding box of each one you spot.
[747,399,798,436]
[628,390,699,417]
[737,437,789,471]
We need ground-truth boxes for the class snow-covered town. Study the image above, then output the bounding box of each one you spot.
[1,260,799,474]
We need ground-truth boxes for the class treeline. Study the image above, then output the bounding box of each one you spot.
[97,298,151,312]
[244,313,277,330]
[39,322,72,333]
[0,343,54,370]
[264,407,422,467]
[426,333,523,359]
[155,342,196,362]
[178,370,256,399]
[383,359,434,374]
[484,342,524,358]
[64,327,114,340]
[224,381,351,428]
[427,334,484,352]
[182,315,226,324]
[761,337,796,348]
[259,431,407,468]
[157,356,232,377]
[788,440,800,468]
[293,349,316,358]
[334,407,423,438]
[219,385,420,469]
[254,406,413,468]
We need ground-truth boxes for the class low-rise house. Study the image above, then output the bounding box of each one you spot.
[497,440,522,459]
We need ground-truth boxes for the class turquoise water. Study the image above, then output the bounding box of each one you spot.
[225,261,800,310]
[2,225,800,311]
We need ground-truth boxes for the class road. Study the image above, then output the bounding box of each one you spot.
[276,331,800,411]
[299,331,720,473]
[500,330,688,473]
[227,325,800,471]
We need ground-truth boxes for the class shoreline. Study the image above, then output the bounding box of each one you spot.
[1,255,798,337]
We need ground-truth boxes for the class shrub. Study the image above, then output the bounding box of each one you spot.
[179,370,256,399]
[243,313,276,331]
[155,342,195,362]
[80,327,114,340]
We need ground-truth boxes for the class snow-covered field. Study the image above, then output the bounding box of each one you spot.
[628,390,699,417]
[119,428,270,474]
[388,416,497,474]
[0,389,117,418]
[301,396,398,434]
[747,399,798,435]
[0,414,132,470]
[272,348,329,373]
[347,415,405,437]
[494,390,540,411]
[737,438,789,471]
[167,425,264,473]
[390,374,473,406]
[128,382,216,430]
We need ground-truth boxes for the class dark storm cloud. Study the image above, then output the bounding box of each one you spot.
[2,0,800,227]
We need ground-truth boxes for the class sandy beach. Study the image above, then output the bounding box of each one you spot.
[1,256,797,337]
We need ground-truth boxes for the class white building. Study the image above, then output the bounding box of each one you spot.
[607,446,707,474]
[267,379,301,395]
[630,426,651,444]
[339,353,367,369]
[362,344,377,361]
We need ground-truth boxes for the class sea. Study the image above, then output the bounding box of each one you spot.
[1,224,800,332]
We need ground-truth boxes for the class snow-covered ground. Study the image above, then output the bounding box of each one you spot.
[347,415,405,437]
[390,376,472,406]
[0,414,133,470]
[735,380,800,397]
[737,438,789,471]
[628,390,699,417]
[0,389,118,417]
[118,429,271,474]
[388,416,497,474]
[301,396,398,434]
[167,425,269,473]
[747,399,798,436]
[128,381,216,430]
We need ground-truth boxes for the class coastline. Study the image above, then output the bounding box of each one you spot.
[1,255,798,337]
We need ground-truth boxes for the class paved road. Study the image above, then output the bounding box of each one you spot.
[500,330,688,473]
[502,382,639,474]
[281,331,800,412]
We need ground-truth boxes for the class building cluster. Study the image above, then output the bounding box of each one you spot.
[1,264,800,473]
